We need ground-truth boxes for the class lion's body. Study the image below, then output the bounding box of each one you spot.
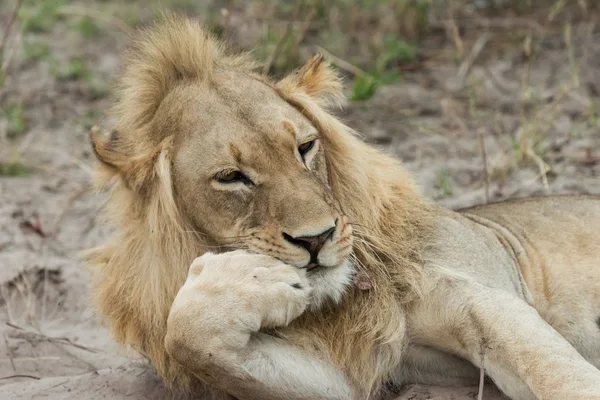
[88,15,600,400]
[395,196,600,396]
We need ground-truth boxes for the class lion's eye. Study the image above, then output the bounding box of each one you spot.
[215,170,248,184]
[298,140,316,158]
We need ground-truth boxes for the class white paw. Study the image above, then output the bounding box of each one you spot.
[179,250,311,332]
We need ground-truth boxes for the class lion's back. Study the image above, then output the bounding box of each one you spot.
[458,195,600,244]
[458,194,600,217]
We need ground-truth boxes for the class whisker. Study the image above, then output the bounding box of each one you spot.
[182,230,253,241]
[352,236,380,251]
[348,221,375,231]
[349,253,368,273]
[194,243,234,250]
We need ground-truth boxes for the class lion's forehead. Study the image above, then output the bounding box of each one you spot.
[172,81,317,173]
[178,72,314,139]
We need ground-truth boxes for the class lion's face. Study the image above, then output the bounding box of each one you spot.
[170,71,354,306]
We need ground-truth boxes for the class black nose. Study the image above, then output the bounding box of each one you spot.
[283,226,336,263]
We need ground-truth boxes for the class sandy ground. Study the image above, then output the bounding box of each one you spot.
[0,3,598,399]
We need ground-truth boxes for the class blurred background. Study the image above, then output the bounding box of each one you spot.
[0,0,598,398]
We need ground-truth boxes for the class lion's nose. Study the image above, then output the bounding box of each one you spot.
[283,226,336,263]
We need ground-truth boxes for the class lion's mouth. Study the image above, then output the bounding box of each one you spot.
[305,262,321,271]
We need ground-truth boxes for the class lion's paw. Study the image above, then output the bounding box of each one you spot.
[178,250,311,332]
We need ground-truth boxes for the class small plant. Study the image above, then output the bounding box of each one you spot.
[351,75,378,101]
[49,58,92,82]
[438,168,454,197]
[349,36,418,100]
[20,0,65,33]
[0,161,29,177]
[74,17,102,39]
[414,0,429,33]
[254,27,302,75]
[23,40,50,62]
[66,58,90,81]
[7,102,25,139]
[87,81,111,100]
[81,109,103,129]
[48,58,61,79]
[123,9,142,27]
[377,35,417,71]
[167,0,204,12]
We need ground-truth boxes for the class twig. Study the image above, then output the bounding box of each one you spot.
[5,322,23,331]
[479,130,490,204]
[0,29,21,97]
[262,3,302,75]
[525,148,551,190]
[49,379,70,389]
[262,23,292,75]
[483,65,515,95]
[477,340,487,400]
[12,356,60,362]
[3,334,16,373]
[548,0,567,22]
[17,119,38,152]
[0,284,14,325]
[499,169,549,202]
[14,272,35,326]
[0,0,23,59]
[0,374,40,381]
[20,214,47,238]
[430,18,545,35]
[221,6,231,40]
[59,346,98,372]
[446,1,464,57]
[69,156,94,177]
[40,255,48,327]
[519,31,534,121]
[292,3,317,48]
[448,32,490,91]
[51,184,89,236]
[316,46,368,77]
[6,322,98,353]
[51,336,97,353]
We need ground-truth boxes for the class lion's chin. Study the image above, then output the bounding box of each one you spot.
[307,259,355,311]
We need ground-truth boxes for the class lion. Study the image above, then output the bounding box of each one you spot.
[87,14,600,400]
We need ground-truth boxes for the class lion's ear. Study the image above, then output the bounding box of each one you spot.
[276,54,344,108]
[89,125,160,192]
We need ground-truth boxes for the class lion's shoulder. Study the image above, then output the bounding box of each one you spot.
[424,195,600,293]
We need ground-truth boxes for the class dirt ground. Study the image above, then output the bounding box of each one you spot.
[0,1,598,399]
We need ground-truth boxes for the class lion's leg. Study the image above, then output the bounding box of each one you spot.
[527,263,600,369]
[393,344,479,387]
[164,251,353,400]
[539,303,600,369]
[409,281,600,400]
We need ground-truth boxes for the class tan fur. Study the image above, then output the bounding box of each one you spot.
[89,14,600,400]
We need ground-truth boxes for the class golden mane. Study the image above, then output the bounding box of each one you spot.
[88,14,435,397]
